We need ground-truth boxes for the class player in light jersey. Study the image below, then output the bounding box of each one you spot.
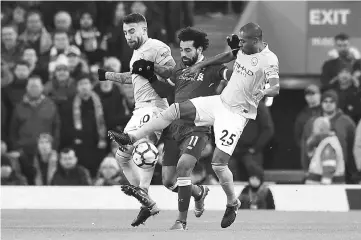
[110,22,280,228]
[97,13,176,226]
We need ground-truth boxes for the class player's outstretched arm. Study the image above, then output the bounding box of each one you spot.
[98,69,132,84]
[154,59,176,79]
[183,52,235,76]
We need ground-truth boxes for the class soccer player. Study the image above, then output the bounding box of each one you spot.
[109,22,280,228]
[97,13,176,226]
[108,27,231,229]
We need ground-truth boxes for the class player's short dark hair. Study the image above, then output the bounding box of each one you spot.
[334,33,349,41]
[123,13,147,25]
[240,22,262,40]
[177,27,209,51]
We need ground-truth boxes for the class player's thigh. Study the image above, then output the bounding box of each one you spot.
[213,110,248,157]
[162,138,180,167]
[125,107,163,143]
[179,131,210,162]
[187,96,219,126]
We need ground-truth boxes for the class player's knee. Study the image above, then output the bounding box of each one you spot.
[176,154,197,177]
[211,147,231,166]
[115,147,132,165]
[162,166,178,191]
[161,103,180,121]
[211,163,228,174]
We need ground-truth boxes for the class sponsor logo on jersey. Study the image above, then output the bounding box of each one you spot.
[234,62,254,76]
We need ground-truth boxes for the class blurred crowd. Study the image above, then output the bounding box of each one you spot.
[1,1,360,194]
[295,33,361,184]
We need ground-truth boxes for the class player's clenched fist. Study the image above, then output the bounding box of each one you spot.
[132,59,157,83]
[227,34,240,57]
[98,69,107,81]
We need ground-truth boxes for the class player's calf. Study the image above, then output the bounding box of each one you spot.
[115,147,140,186]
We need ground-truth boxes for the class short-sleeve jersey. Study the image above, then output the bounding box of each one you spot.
[164,60,226,142]
[171,60,226,103]
[220,44,279,119]
[130,38,173,109]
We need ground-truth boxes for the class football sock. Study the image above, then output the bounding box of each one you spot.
[212,164,237,205]
[191,185,203,201]
[177,177,192,222]
[115,148,140,186]
[131,104,181,142]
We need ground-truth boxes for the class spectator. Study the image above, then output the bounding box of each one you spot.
[294,84,322,147]
[50,148,92,185]
[353,59,361,85]
[1,60,14,88]
[94,156,127,186]
[66,45,89,80]
[74,11,104,66]
[328,34,360,60]
[44,56,77,112]
[100,1,133,72]
[53,11,74,42]
[94,60,131,131]
[332,68,361,123]
[301,90,357,183]
[61,74,108,177]
[1,24,24,70]
[230,101,274,181]
[321,33,359,89]
[22,47,48,83]
[305,117,345,184]
[2,60,31,115]
[131,1,167,43]
[9,75,60,160]
[48,31,71,74]
[354,120,361,182]
[10,5,27,34]
[33,134,58,185]
[1,154,27,186]
[19,11,52,56]
[238,166,275,210]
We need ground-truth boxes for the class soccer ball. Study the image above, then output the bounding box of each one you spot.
[132,141,159,169]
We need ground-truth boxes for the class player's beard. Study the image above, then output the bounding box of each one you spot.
[127,38,141,50]
[182,54,198,67]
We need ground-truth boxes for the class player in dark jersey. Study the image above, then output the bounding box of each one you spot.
[110,27,232,230]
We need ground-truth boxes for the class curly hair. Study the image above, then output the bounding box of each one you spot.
[177,27,209,51]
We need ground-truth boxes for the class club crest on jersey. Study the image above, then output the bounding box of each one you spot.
[251,57,258,66]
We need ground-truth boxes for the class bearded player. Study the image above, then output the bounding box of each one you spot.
[114,27,231,230]
[108,27,231,229]
[109,22,280,228]
[97,13,176,226]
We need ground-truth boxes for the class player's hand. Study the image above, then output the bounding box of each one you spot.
[98,69,107,81]
[253,89,265,102]
[132,59,156,80]
[182,63,201,77]
[227,34,240,57]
